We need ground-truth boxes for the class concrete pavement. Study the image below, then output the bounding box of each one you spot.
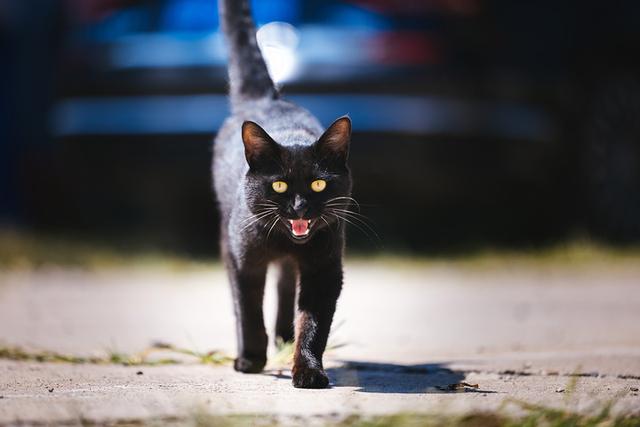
[0,259,639,425]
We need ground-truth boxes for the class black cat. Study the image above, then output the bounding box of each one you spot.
[213,0,353,388]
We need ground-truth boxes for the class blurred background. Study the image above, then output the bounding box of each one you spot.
[2,0,640,258]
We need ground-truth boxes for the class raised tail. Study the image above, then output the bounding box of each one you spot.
[218,0,277,108]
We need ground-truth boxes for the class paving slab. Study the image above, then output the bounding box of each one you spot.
[0,261,639,425]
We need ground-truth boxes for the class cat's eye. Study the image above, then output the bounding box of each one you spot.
[272,181,288,193]
[311,179,327,192]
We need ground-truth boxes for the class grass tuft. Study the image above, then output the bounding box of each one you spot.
[268,323,348,370]
[3,227,640,271]
[0,228,210,270]
[354,239,640,270]
[186,410,640,427]
[0,343,232,366]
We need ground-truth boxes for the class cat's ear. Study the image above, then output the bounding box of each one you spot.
[316,116,351,163]
[242,121,280,170]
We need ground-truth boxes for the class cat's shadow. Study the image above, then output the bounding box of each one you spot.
[269,361,496,394]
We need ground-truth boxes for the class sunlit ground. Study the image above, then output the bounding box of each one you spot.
[1,228,639,426]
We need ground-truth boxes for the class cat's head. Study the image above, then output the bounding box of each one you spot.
[242,116,352,243]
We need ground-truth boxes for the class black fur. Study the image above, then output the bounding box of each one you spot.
[217,0,276,108]
[214,0,352,388]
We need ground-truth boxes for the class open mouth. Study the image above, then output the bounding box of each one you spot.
[287,219,314,239]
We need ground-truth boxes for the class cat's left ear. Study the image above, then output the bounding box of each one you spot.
[315,116,351,163]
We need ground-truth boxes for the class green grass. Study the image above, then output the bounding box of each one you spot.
[0,337,342,371]
[345,410,640,427]
[3,225,640,272]
[13,407,640,427]
[352,239,640,270]
[185,408,640,427]
[0,343,232,366]
[3,227,640,271]
[0,228,213,270]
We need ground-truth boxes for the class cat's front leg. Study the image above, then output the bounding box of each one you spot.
[228,260,269,374]
[292,256,343,388]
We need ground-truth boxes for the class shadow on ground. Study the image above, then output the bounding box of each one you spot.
[331,361,492,394]
[269,361,496,394]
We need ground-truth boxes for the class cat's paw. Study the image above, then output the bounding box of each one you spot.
[234,356,266,374]
[292,366,330,389]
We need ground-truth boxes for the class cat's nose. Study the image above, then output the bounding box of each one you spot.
[292,194,308,218]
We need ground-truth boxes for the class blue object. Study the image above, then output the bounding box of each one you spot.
[162,0,219,32]
[252,0,300,25]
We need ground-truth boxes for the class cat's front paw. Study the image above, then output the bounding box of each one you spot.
[292,366,329,389]
[234,356,266,374]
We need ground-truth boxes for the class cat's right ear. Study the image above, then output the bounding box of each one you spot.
[242,121,280,170]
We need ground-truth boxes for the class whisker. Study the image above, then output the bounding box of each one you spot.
[326,196,361,211]
[326,196,359,203]
[319,215,331,229]
[326,207,375,224]
[240,210,277,230]
[319,214,335,238]
[240,207,277,220]
[326,210,380,242]
[326,206,366,216]
[240,211,275,227]
[327,212,374,241]
[266,216,280,241]
[260,212,277,229]
[335,213,380,240]
[325,203,378,211]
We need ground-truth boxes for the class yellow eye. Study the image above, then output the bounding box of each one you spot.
[272,181,288,193]
[311,179,327,192]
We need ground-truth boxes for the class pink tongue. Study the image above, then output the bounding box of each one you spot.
[291,219,309,236]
